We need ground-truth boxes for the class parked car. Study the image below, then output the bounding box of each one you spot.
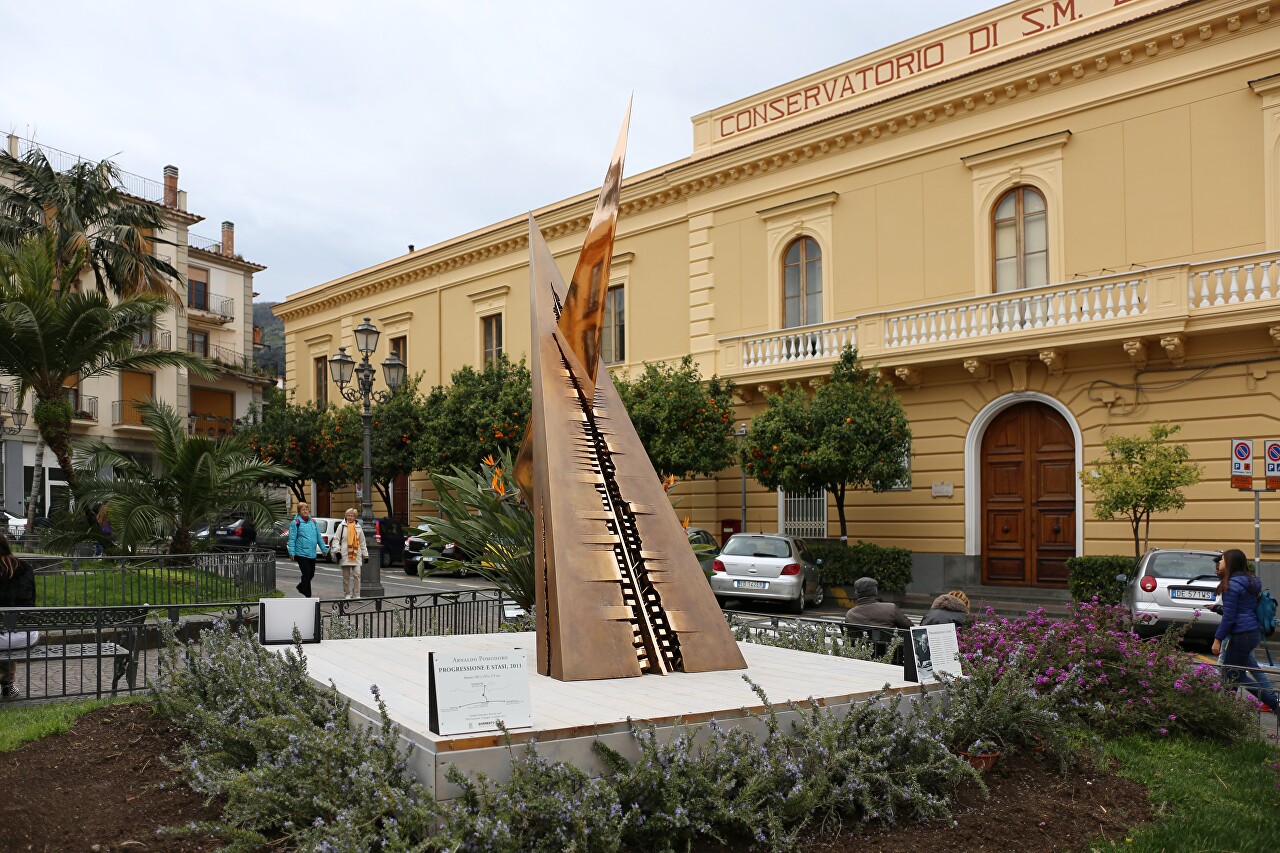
[403,523,474,577]
[210,516,257,547]
[686,526,720,577]
[310,517,343,562]
[708,532,824,614]
[375,518,407,567]
[1124,548,1222,641]
[257,519,292,555]
[3,511,26,538]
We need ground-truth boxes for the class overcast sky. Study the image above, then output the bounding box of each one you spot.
[1,1,996,302]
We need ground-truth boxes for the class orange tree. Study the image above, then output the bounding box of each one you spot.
[240,387,351,503]
[742,347,911,539]
[613,355,736,481]
[417,355,531,475]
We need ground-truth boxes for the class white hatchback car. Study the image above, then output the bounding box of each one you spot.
[1124,548,1222,641]
[709,533,824,614]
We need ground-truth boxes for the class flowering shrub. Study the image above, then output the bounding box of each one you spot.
[959,600,1257,740]
[153,625,978,851]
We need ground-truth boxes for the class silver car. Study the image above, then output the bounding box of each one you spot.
[1125,548,1222,640]
[709,533,824,614]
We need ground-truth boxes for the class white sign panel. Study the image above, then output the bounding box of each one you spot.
[428,650,532,736]
[1231,438,1254,490]
[1266,440,1280,490]
[907,623,964,684]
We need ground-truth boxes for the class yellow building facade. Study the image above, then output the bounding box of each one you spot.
[276,0,1280,594]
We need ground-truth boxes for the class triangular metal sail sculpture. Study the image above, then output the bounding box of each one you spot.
[513,108,747,681]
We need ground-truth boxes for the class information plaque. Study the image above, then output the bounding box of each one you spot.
[903,623,964,684]
[428,650,533,736]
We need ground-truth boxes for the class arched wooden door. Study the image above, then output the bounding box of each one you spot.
[981,402,1075,587]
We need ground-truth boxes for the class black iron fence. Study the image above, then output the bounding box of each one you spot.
[28,550,276,607]
[0,589,511,703]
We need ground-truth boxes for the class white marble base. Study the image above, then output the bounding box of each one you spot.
[294,632,919,799]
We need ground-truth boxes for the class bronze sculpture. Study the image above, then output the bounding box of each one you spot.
[513,109,747,681]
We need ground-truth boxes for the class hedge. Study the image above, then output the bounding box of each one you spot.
[1064,554,1137,604]
[808,540,913,592]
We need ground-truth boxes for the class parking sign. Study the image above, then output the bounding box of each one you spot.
[1231,439,1253,490]
[1266,440,1280,490]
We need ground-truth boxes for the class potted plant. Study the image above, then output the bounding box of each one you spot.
[958,737,1001,772]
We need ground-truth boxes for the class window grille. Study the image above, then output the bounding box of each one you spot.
[781,489,826,539]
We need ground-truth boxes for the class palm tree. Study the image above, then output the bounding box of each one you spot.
[74,401,294,554]
[0,146,181,301]
[0,234,212,520]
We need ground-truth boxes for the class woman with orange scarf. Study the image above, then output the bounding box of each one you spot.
[330,508,369,599]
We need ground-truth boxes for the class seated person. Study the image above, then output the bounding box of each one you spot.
[843,577,911,630]
[920,590,971,628]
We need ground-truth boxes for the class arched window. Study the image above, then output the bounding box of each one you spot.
[992,187,1048,292]
[782,236,822,328]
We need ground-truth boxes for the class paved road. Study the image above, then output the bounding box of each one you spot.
[272,556,494,600]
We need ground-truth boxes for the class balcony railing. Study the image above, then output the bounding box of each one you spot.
[881,275,1148,349]
[209,344,254,373]
[12,136,166,204]
[717,249,1280,377]
[133,329,172,350]
[65,390,98,422]
[112,400,147,427]
[188,412,236,437]
[188,232,223,254]
[188,290,235,321]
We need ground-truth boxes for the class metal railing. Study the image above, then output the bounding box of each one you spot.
[188,232,222,254]
[132,329,172,350]
[0,589,510,702]
[188,412,236,436]
[10,135,166,204]
[725,610,909,665]
[65,390,98,421]
[111,399,147,427]
[31,549,277,607]
[210,343,253,373]
[323,589,510,639]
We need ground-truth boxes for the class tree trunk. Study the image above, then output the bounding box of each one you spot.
[36,397,76,492]
[833,484,848,540]
[25,435,45,530]
[375,481,393,516]
[1131,513,1142,561]
[170,527,193,555]
[290,480,307,502]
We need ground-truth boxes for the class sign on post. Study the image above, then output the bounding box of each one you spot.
[1266,440,1280,491]
[1231,439,1254,490]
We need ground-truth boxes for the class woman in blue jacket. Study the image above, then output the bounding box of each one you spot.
[1212,548,1277,712]
[287,502,324,598]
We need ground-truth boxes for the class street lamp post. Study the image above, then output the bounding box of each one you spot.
[735,422,748,533]
[327,318,407,598]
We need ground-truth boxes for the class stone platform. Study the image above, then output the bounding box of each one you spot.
[296,632,919,798]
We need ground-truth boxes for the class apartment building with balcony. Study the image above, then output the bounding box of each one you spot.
[275,0,1280,593]
[1,135,270,517]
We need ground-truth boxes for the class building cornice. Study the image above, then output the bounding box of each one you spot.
[274,0,1273,323]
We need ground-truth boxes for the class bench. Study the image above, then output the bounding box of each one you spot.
[841,622,909,666]
[0,606,148,699]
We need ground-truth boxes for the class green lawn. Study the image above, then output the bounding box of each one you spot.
[0,696,142,752]
[1094,733,1280,851]
[37,564,273,607]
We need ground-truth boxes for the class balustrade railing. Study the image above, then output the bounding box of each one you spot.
[731,320,858,370]
[883,275,1148,349]
[1187,256,1280,308]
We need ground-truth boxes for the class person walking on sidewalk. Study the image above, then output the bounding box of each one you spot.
[329,508,369,600]
[0,531,38,699]
[1212,548,1279,713]
[287,502,324,598]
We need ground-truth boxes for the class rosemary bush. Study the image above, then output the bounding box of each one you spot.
[151,624,979,851]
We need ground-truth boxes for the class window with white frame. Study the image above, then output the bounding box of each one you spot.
[601,284,625,364]
[993,187,1048,293]
[781,489,827,539]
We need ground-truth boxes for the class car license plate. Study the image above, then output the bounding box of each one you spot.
[1171,588,1214,601]
[734,580,768,590]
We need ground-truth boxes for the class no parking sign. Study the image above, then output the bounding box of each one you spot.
[1266,440,1280,490]
[1231,439,1254,490]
